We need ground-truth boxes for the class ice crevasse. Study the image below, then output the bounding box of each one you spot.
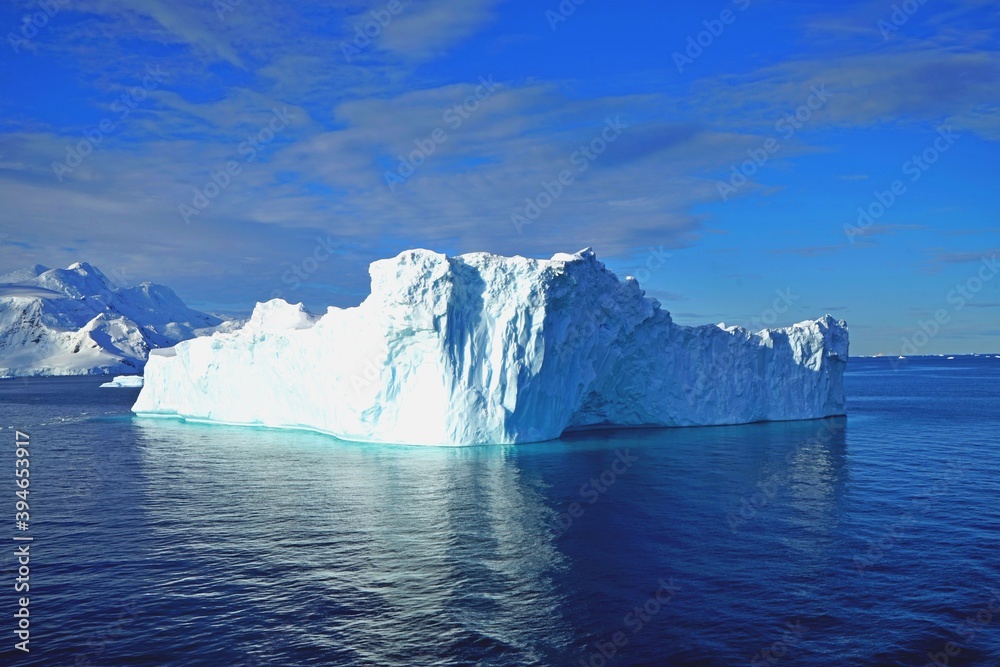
[132,249,849,445]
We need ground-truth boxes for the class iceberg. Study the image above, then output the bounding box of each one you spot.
[133,249,848,446]
[100,375,144,388]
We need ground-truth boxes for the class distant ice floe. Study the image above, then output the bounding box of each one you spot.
[100,375,144,388]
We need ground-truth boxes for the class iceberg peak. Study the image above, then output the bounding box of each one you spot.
[245,299,319,334]
[550,247,596,263]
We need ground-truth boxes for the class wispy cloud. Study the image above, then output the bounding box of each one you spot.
[768,244,847,257]
[932,249,1000,264]
[378,0,502,60]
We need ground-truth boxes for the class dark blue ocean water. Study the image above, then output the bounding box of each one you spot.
[0,356,998,667]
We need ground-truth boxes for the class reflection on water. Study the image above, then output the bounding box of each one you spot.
[128,416,852,666]
[133,420,575,665]
[3,367,999,666]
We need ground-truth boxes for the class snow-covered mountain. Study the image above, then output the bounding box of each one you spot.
[0,262,234,377]
[134,248,849,446]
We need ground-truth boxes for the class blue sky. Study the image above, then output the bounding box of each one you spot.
[0,0,997,355]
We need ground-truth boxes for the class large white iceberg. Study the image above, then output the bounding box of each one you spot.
[132,249,848,445]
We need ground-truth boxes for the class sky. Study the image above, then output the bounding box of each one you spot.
[0,0,997,356]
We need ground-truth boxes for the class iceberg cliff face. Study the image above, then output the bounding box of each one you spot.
[133,249,848,445]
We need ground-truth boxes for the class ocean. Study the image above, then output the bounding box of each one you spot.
[0,355,998,666]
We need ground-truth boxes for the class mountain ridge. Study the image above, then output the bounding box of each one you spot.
[0,262,235,377]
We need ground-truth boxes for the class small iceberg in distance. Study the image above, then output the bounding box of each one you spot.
[101,375,144,388]
[132,248,849,446]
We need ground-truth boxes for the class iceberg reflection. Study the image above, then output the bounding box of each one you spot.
[132,420,573,665]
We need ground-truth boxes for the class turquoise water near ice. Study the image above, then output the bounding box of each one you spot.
[0,356,998,666]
